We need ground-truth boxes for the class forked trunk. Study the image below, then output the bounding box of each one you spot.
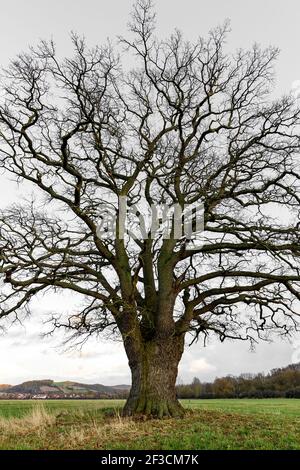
[123,336,185,418]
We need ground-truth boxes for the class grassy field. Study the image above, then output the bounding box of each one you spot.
[0,398,299,450]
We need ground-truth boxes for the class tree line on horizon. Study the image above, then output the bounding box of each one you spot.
[176,362,300,399]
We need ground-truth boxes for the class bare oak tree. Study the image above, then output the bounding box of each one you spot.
[1,0,300,417]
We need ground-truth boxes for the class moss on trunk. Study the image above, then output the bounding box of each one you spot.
[123,336,185,418]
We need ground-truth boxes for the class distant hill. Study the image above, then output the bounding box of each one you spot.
[0,380,130,398]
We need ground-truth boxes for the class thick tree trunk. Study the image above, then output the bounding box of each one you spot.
[123,336,185,418]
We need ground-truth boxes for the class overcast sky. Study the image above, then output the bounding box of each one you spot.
[1,0,300,386]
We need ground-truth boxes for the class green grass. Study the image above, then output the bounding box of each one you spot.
[184,398,300,417]
[0,398,299,450]
[0,399,124,418]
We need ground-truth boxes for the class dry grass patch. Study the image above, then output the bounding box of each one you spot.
[0,405,55,437]
[59,413,139,449]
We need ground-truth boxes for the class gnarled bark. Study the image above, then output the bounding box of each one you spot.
[123,335,185,418]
